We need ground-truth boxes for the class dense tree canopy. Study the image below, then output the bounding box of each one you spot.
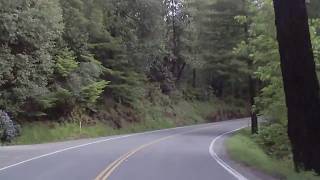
[0,0,250,118]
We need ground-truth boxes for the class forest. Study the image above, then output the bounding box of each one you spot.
[1,0,320,177]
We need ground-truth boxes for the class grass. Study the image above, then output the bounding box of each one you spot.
[14,122,113,145]
[13,100,213,145]
[226,129,320,180]
[12,99,245,145]
[14,121,176,145]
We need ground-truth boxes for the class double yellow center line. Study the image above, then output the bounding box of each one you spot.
[94,125,215,180]
[94,135,175,180]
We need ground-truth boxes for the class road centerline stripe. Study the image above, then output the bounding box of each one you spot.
[0,123,218,172]
[0,119,246,178]
[95,151,132,180]
[95,125,219,180]
[96,136,174,180]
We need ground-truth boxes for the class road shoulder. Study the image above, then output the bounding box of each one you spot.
[215,133,278,180]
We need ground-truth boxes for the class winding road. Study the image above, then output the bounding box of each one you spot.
[0,118,275,180]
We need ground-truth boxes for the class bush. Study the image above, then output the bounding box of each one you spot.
[147,59,175,95]
[254,123,291,159]
[183,88,201,101]
[0,110,21,143]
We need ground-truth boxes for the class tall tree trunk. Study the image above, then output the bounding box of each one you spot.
[242,0,258,134]
[249,75,258,134]
[273,0,320,173]
[171,0,177,54]
[192,68,197,88]
[171,0,178,77]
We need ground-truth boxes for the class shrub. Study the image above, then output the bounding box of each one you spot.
[0,110,21,143]
[147,59,175,95]
[254,123,291,159]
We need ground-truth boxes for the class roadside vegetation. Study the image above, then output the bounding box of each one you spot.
[0,0,251,145]
[228,0,320,176]
[14,99,246,145]
[227,129,320,180]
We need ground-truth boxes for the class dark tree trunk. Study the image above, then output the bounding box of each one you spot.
[249,75,258,134]
[273,0,320,173]
[176,62,186,82]
[171,0,178,69]
[168,0,186,82]
[168,0,180,81]
[192,68,197,88]
[211,78,224,98]
[171,0,177,56]
[242,0,258,134]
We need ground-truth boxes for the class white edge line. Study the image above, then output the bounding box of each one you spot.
[0,120,235,172]
[209,126,249,180]
[0,135,133,172]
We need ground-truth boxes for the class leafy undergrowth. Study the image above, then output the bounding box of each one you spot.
[11,94,248,145]
[12,100,231,145]
[14,120,174,145]
[226,129,320,180]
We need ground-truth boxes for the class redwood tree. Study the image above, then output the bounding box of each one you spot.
[273,0,320,173]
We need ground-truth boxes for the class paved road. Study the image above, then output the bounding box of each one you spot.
[0,118,275,180]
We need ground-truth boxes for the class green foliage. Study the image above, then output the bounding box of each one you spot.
[0,0,259,144]
[235,0,285,123]
[244,0,320,125]
[227,130,320,180]
[234,15,248,25]
[198,0,248,97]
[227,130,277,173]
[107,71,147,105]
[308,1,320,18]
[14,99,227,145]
[80,80,109,104]
[37,88,73,110]
[253,124,291,159]
[0,0,64,115]
[183,88,208,101]
[235,0,320,174]
[15,122,111,145]
[55,48,79,77]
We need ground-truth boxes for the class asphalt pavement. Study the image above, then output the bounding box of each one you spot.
[0,118,276,180]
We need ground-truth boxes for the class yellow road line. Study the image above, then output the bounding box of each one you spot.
[95,125,215,180]
[94,151,131,180]
[95,135,175,180]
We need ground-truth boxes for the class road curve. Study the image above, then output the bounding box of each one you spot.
[0,118,274,180]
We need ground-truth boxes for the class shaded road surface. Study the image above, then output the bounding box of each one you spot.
[0,118,275,180]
